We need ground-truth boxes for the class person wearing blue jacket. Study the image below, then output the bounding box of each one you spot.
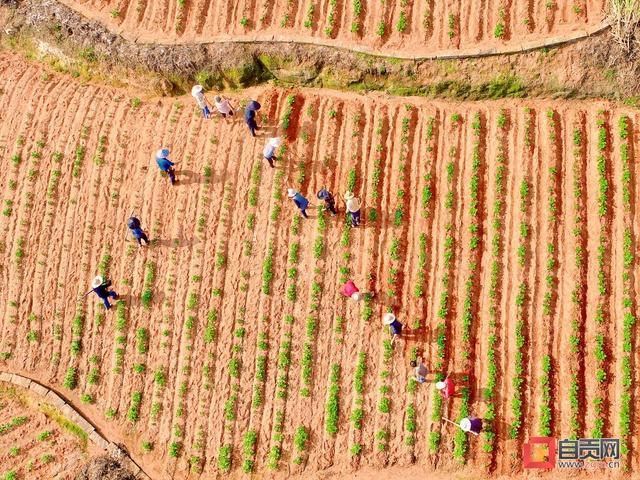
[287,188,309,219]
[155,148,176,185]
[127,217,149,247]
[91,276,118,310]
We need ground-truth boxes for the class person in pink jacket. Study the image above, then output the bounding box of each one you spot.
[341,280,363,301]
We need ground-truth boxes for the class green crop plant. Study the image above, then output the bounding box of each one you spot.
[168,441,181,458]
[293,425,309,455]
[262,241,275,294]
[136,328,149,354]
[447,14,456,38]
[127,391,142,422]
[397,10,408,32]
[0,416,28,436]
[62,367,77,390]
[242,430,257,472]
[325,364,341,434]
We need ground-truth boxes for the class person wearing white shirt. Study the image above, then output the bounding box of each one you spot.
[214,96,234,118]
[263,137,281,168]
[191,85,211,119]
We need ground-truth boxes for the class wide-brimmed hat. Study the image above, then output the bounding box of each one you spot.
[344,191,355,200]
[287,188,297,198]
[346,198,361,213]
[351,292,363,301]
[92,275,104,289]
[459,418,472,432]
[436,381,446,390]
[156,148,170,159]
[268,137,282,147]
[191,85,203,95]
[383,312,396,325]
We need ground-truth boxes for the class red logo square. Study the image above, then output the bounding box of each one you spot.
[523,437,556,469]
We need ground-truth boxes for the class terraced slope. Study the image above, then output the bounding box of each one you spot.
[0,53,638,479]
[59,0,607,56]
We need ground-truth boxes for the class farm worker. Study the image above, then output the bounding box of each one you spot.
[411,360,429,384]
[460,417,483,435]
[287,188,309,219]
[383,312,403,343]
[245,100,261,137]
[344,191,361,227]
[214,95,234,118]
[436,377,456,398]
[317,187,337,215]
[263,137,281,168]
[127,217,150,247]
[155,148,176,185]
[92,276,118,310]
[191,85,211,119]
[340,280,363,301]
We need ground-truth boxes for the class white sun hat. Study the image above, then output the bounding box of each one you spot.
[92,275,104,289]
[351,292,363,301]
[436,381,446,390]
[383,312,396,325]
[287,188,297,198]
[346,197,361,213]
[344,191,355,201]
[156,148,170,159]
[459,418,472,432]
[191,85,203,95]
[268,137,282,147]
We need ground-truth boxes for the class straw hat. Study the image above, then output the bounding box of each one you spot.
[287,188,297,198]
[344,191,355,201]
[346,197,361,213]
[92,275,104,289]
[459,418,472,432]
[268,137,282,147]
[191,85,203,96]
[382,312,396,325]
[436,381,446,390]
[156,148,170,159]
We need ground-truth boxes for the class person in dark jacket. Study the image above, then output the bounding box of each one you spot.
[244,101,261,137]
[91,276,118,309]
[127,217,150,246]
[287,188,310,219]
[317,187,337,216]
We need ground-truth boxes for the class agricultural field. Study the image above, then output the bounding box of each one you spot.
[59,0,606,55]
[0,51,639,479]
[0,384,94,478]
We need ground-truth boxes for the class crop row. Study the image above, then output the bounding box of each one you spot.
[482,109,511,454]
[591,112,610,438]
[618,115,636,456]
[430,113,462,453]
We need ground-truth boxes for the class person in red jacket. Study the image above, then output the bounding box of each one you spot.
[341,279,363,301]
[436,377,455,399]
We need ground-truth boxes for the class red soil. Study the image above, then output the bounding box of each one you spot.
[0,52,638,479]
[56,0,606,56]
